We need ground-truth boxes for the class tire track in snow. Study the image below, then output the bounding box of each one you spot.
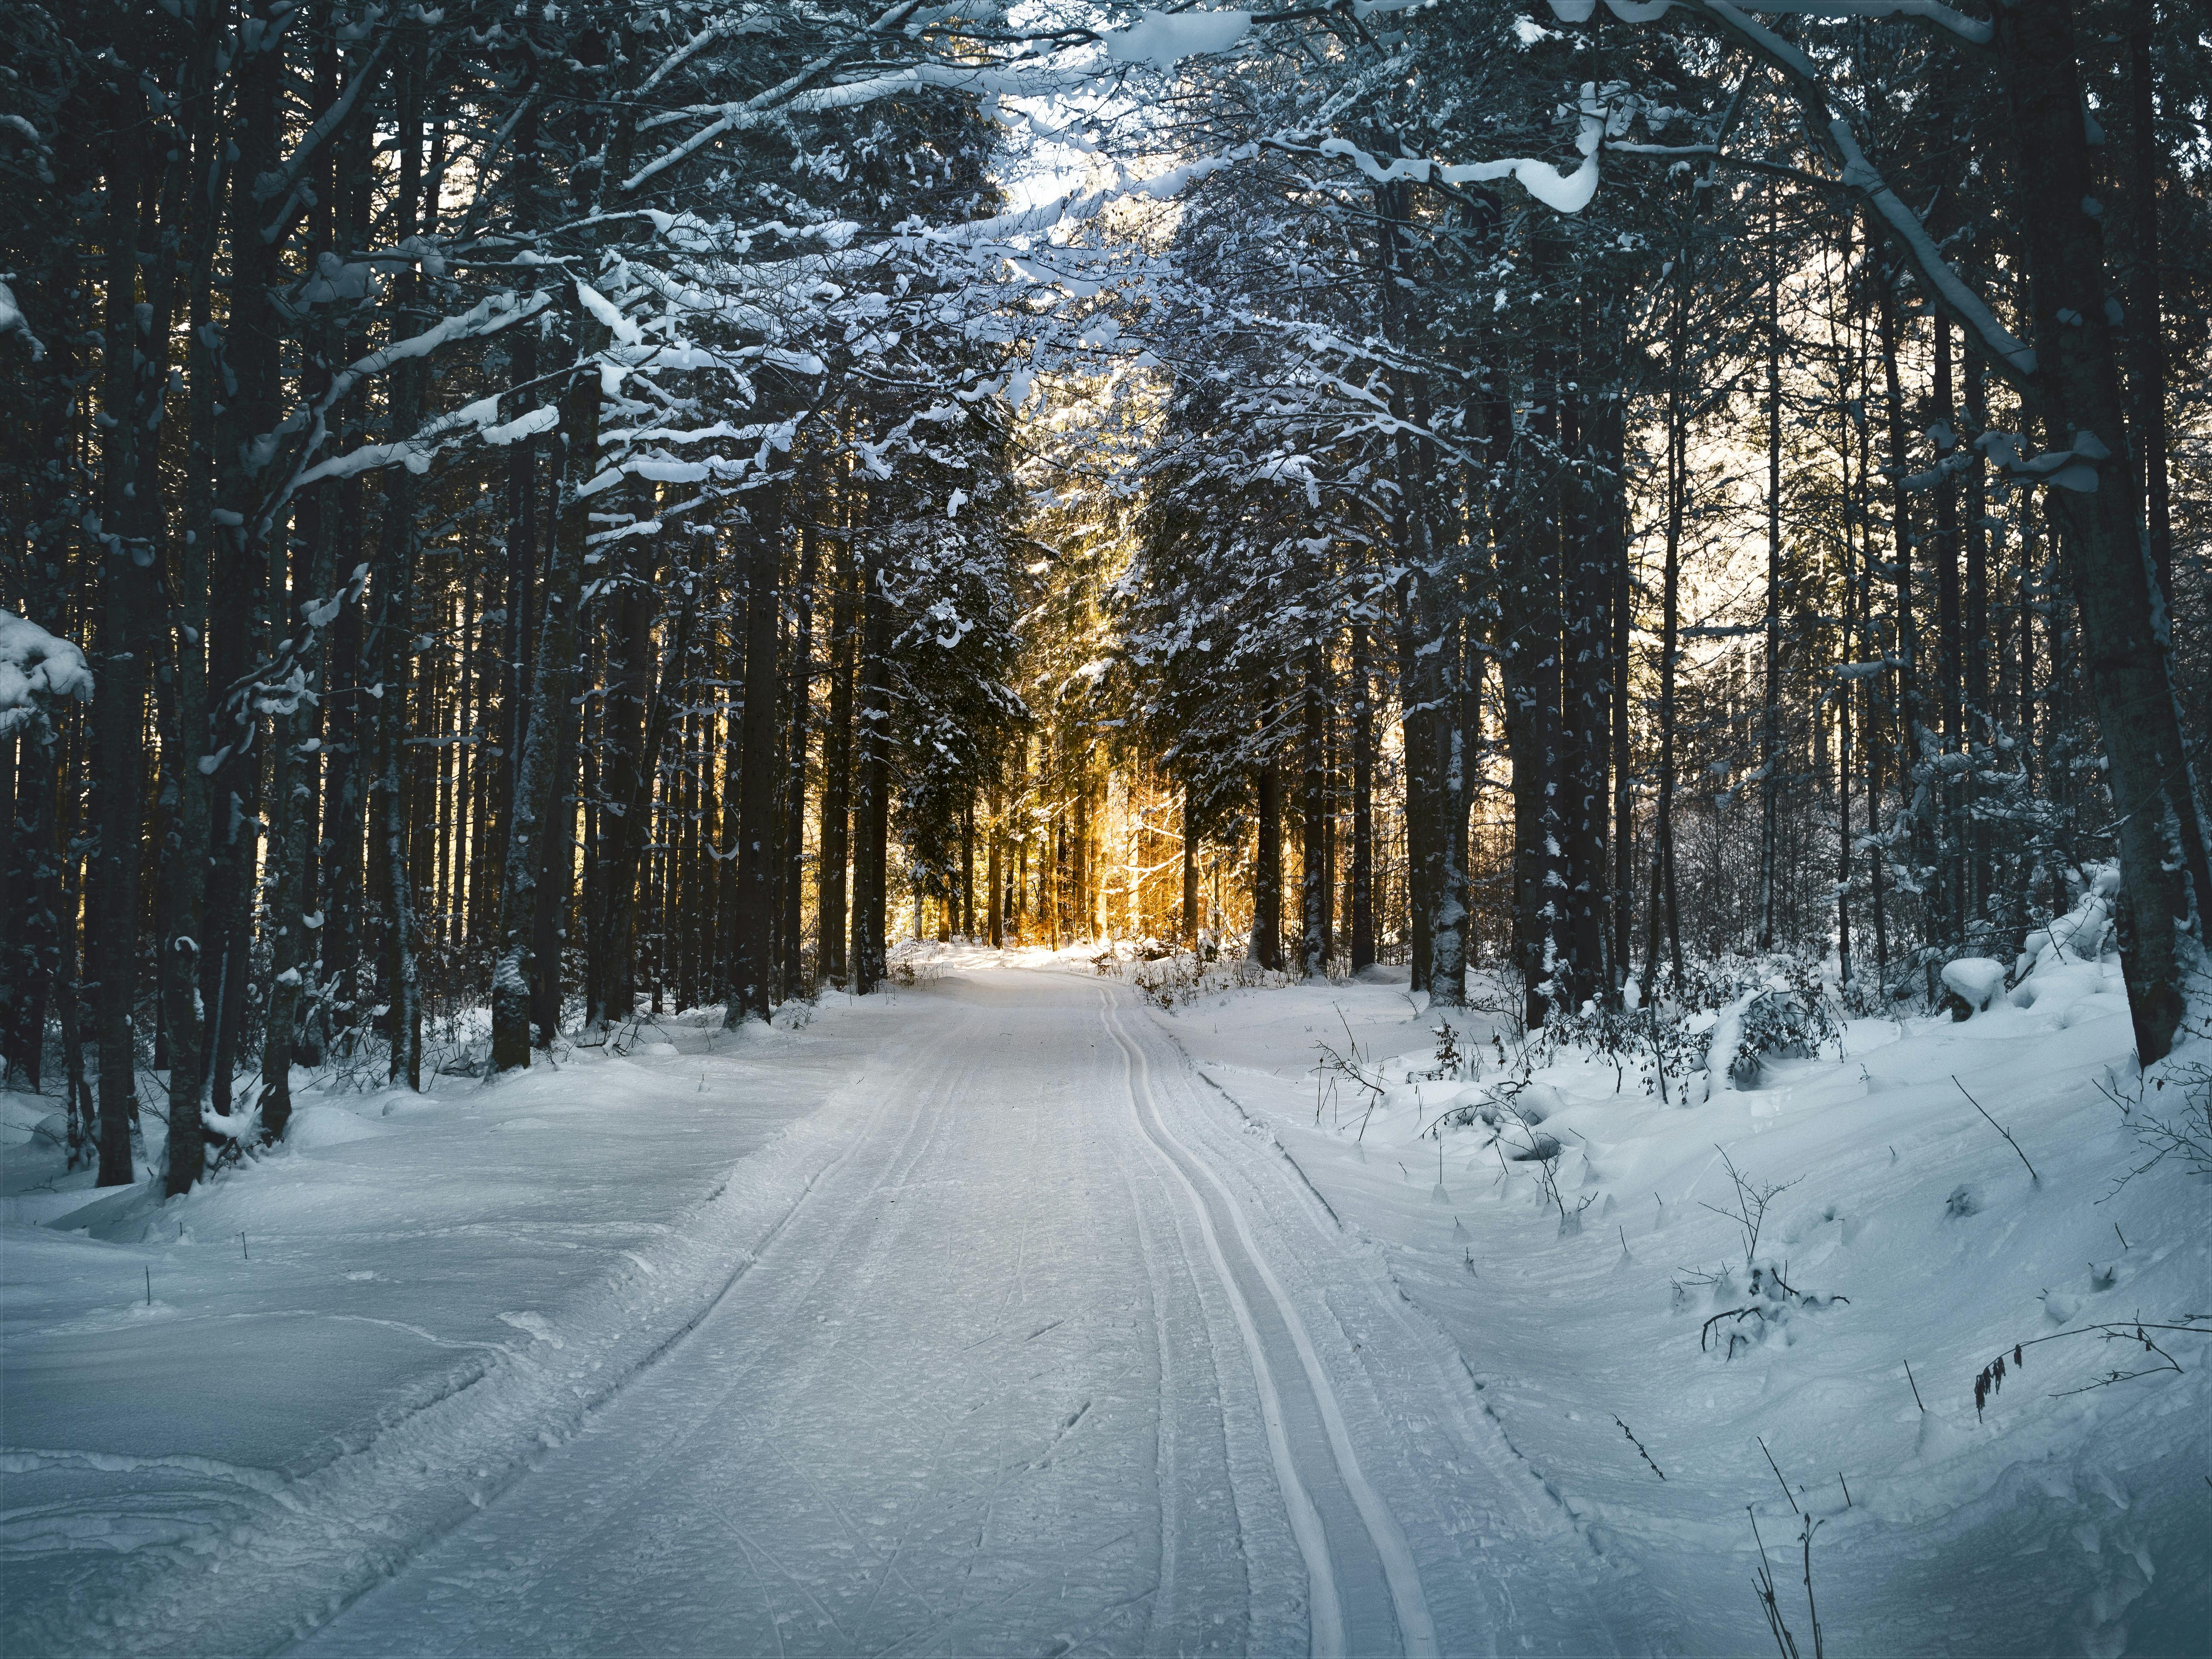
[1102,991,1439,1659]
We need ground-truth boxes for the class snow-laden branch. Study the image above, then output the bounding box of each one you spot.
[625,0,928,193]
[1826,121,2036,383]
[1547,0,1990,48]
[0,610,93,736]
[1314,84,1605,212]
[1584,0,2037,390]
[258,288,555,527]
[258,32,393,242]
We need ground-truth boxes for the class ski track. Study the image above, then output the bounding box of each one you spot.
[41,967,1581,1656]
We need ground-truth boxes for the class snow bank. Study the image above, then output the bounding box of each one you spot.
[1159,962,2209,1653]
[0,998,911,1655]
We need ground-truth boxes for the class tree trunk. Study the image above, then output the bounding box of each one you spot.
[1994,0,2205,1060]
[782,513,818,991]
[1563,285,1615,1006]
[1179,786,1198,946]
[1299,632,1329,976]
[730,485,784,1023]
[159,0,228,1193]
[369,33,425,1089]
[850,556,891,994]
[818,544,854,983]
[1252,746,1283,971]
[587,531,657,1027]
[1349,619,1375,970]
[89,128,149,1186]
[1933,313,1964,947]
[1758,212,1784,953]
[2127,0,2172,614]
[1646,362,1686,988]
[491,286,606,1071]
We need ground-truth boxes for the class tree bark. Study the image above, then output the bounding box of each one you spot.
[1349,618,1375,970]
[89,124,151,1186]
[1299,630,1330,976]
[782,509,818,992]
[1993,0,2205,1060]
[849,556,891,993]
[1252,744,1283,971]
[730,483,785,1023]
[491,285,605,1071]
[1758,209,1784,953]
[818,540,855,982]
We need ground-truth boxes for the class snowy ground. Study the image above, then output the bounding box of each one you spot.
[2,950,2206,1656]
[1158,954,2211,1658]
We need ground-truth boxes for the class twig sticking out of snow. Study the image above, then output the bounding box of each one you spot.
[1758,1435,1800,1515]
[1951,1074,2039,1182]
[1973,1314,2208,1416]
[1613,1415,1665,1480]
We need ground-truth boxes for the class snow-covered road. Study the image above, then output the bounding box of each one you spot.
[293,969,1591,1657]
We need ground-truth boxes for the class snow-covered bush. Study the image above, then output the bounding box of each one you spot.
[0,609,91,736]
[1525,952,1841,1100]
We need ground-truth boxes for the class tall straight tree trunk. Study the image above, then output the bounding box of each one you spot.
[254,26,353,1135]
[369,32,425,1089]
[1252,743,1283,971]
[730,484,785,1023]
[1757,210,1784,953]
[1964,353,1992,923]
[491,285,606,1071]
[1505,300,1563,1023]
[1179,786,1198,946]
[959,798,975,938]
[588,531,657,1028]
[990,792,1007,947]
[160,0,227,1193]
[1376,180,1436,993]
[1875,267,1928,928]
[2127,0,2172,614]
[1992,0,2208,1059]
[1563,283,1616,1005]
[1646,375,1687,987]
[496,253,540,953]
[1349,619,1376,970]
[529,629,584,1047]
[818,549,854,984]
[1933,314,1964,946]
[850,557,891,994]
[781,512,818,992]
[1073,776,1091,941]
[89,128,150,1186]
[592,567,690,1027]
[1299,632,1330,976]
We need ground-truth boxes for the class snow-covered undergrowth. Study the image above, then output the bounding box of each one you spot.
[1150,940,2210,1654]
[0,996,892,1656]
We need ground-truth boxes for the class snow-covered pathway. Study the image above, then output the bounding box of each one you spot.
[291,969,1594,1657]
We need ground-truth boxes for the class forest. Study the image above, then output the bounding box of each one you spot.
[2,0,2207,1186]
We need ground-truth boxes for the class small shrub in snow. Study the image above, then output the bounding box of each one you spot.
[1726,960,1845,1088]
[1679,1150,1845,1359]
[2099,1031,2212,1197]
[1425,1022,1466,1081]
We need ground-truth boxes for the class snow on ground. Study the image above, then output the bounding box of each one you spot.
[1158,953,2211,1656]
[3,943,2206,1657]
[0,993,916,1656]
